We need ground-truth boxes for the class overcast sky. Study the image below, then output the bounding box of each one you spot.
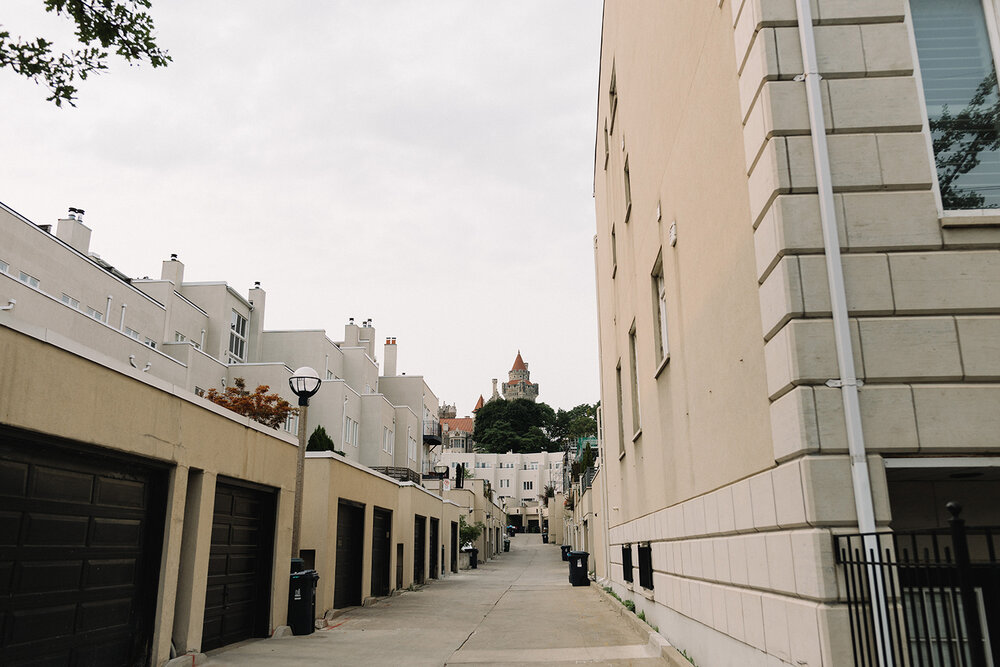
[2,1,604,416]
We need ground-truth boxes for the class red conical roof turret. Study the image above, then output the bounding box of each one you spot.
[473,395,484,412]
[511,351,527,371]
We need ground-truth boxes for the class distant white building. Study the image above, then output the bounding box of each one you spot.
[435,450,566,503]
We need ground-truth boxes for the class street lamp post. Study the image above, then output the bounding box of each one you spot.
[289,366,321,558]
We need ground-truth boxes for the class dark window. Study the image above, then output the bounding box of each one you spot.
[638,543,654,589]
[622,544,634,583]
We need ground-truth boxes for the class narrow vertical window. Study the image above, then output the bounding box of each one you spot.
[228,310,247,363]
[638,543,654,589]
[611,225,618,278]
[628,322,641,435]
[622,544,634,583]
[615,362,625,457]
[609,65,618,133]
[623,156,632,222]
[911,0,1000,209]
[651,253,670,366]
[604,120,610,169]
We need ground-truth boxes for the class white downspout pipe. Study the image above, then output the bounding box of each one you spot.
[793,1,891,664]
[597,405,612,586]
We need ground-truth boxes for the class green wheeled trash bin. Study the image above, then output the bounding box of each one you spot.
[288,569,320,635]
[568,551,590,586]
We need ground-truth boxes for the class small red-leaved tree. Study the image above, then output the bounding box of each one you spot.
[204,377,297,429]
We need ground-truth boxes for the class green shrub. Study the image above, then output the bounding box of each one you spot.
[637,610,646,622]
[624,600,635,613]
[307,425,335,451]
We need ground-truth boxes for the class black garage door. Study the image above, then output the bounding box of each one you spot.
[413,516,425,585]
[0,425,167,666]
[202,479,275,652]
[334,500,364,609]
[371,507,391,598]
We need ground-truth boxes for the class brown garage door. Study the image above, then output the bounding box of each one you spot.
[0,425,167,666]
[202,479,276,652]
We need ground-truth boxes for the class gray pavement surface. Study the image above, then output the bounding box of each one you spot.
[205,533,667,666]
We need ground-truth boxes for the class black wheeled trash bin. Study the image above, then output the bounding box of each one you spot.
[542,533,549,544]
[504,538,510,552]
[470,548,479,569]
[561,545,571,561]
[568,551,590,586]
[288,569,320,635]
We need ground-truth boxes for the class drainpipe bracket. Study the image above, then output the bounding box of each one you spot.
[793,72,821,83]
[826,379,863,388]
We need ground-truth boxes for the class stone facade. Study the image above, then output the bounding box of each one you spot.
[593,1,1000,666]
[501,351,539,401]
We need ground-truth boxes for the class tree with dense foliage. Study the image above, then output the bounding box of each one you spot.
[306,425,335,452]
[459,516,484,548]
[2,0,171,106]
[472,398,557,453]
[205,378,297,430]
[552,403,599,447]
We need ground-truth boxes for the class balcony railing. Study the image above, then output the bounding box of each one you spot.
[371,466,421,485]
[422,420,442,444]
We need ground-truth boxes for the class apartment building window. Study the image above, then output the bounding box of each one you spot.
[604,120,610,169]
[144,337,157,349]
[283,414,297,434]
[85,307,104,322]
[499,479,510,488]
[18,271,39,288]
[623,156,632,222]
[383,426,394,454]
[651,254,670,368]
[911,0,1000,209]
[228,309,247,363]
[60,293,80,309]
[0,259,8,273]
[124,327,141,341]
[622,544,634,583]
[628,323,641,435]
[352,420,358,446]
[194,386,205,397]
[611,225,618,278]
[615,362,625,457]
[609,65,618,133]
[408,435,418,461]
[326,370,334,380]
[174,332,186,343]
[638,543,654,590]
[523,481,533,491]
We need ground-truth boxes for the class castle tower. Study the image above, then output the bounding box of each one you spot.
[501,350,539,401]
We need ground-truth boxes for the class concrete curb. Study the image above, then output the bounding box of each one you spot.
[164,652,208,666]
[591,584,690,667]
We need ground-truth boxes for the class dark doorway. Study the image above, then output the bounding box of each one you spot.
[0,426,167,666]
[451,521,459,572]
[413,515,426,585]
[509,514,523,532]
[395,543,404,590]
[202,478,276,652]
[334,500,365,608]
[371,507,392,597]
[429,518,439,579]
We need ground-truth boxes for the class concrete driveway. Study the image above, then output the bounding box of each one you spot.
[205,533,668,666]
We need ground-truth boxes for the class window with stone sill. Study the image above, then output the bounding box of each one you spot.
[911,0,1000,212]
[622,544,634,583]
[0,259,8,274]
[638,543,654,590]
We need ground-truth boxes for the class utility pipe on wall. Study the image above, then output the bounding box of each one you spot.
[793,1,891,664]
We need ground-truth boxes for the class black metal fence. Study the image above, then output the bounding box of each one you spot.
[835,503,999,667]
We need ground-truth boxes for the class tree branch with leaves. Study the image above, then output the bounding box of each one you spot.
[1,0,170,106]
[204,377,297,430]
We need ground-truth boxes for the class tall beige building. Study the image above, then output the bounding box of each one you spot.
[594,1,1000,666]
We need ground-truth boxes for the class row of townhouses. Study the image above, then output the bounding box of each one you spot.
[569,1,1000,666]
[0,202,506,665]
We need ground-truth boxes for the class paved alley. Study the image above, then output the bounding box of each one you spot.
[205,534,668,666]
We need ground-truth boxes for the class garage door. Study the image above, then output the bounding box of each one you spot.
[334,500,364,609]
[370,507,391,598]
[202,479,276,652]
[0,426,167,666]
[413,516,425,585]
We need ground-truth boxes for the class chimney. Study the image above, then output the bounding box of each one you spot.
[248,282,266,362]
[160,253,184,285]
[56,207,92,254]
[344,318,360,347]
[384,337,397,377]
[492,378,499,397]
